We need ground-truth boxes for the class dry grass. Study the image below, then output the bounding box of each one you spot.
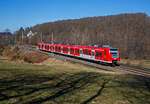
[36,57,123,75]
[120,59,150,69]
[24,51,49,63]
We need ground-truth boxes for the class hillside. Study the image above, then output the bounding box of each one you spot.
[14,13,150,59]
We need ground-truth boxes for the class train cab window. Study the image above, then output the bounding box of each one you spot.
[96,52,99,57]
[99,52,102,57]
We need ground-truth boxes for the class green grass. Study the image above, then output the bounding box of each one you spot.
[0,58,150,104]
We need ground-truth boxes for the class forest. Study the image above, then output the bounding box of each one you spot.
[13,13,150,59]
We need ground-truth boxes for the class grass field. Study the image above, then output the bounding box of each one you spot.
[120,59,150,69]
[0,57,150,104]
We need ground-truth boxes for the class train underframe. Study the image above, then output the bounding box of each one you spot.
[111,60,120,66]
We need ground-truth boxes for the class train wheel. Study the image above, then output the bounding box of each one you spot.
[111,63,116,67]
[116,63,120,66]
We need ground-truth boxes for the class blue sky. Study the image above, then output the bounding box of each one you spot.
[0,0,150,32]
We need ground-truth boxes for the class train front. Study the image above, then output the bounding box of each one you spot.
[109,48,120,66]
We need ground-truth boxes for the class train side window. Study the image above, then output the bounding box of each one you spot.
[92,52,95,56]
[71,49,74,53]
[96,52,99,56]
[77,50,79,54]
[99,52,102,57]
[75,49,77,53]
[83,50,85,54]
[89,51,91,56]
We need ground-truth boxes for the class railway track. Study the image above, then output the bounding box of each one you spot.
[117,65,150,77]
[22,45,150,78]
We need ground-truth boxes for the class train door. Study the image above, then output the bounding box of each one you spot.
[45,45,48,51]
[48,45,50,51]
[103,49,107,61]
[82,49,86,58]
[87,49,91,59]
[62,46,65,54]
[52,46,54,52]
[91,50,95,60]
[80,48,83,57]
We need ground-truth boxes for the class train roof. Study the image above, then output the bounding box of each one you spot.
[38,42,117,50]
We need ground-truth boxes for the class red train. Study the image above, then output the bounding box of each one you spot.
[38,43,120,66]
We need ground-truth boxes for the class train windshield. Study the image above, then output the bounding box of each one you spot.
[110,48,118,58]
